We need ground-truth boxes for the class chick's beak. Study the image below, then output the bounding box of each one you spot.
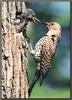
[32,16,41,23]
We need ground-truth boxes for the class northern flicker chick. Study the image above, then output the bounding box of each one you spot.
[28,22,61,96]
[14,8,40,42]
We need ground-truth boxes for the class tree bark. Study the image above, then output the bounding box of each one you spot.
[2,1,28,98]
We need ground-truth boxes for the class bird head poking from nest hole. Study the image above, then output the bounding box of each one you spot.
[14,9,41,33]
[16,8,41,23]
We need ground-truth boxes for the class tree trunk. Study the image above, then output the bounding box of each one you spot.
[2,1,28,98]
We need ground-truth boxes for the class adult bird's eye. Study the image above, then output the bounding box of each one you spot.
[51,23,54,25]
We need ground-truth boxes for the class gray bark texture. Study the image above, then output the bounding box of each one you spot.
[2,1,28,98]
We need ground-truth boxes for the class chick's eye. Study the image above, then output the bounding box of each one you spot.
[32,15,35,17]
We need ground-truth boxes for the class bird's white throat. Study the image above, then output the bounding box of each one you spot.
[46,29,61,37]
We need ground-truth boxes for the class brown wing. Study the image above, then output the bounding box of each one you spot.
[40,39,53,80]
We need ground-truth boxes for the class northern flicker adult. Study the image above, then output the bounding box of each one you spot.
[28,22,61,96]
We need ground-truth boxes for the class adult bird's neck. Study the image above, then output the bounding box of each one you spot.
[46,29,61,39]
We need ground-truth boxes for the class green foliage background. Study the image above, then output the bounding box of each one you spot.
[26,1,70,98]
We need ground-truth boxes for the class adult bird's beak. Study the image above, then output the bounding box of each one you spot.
[43,22,50,25]
[32,16,41,23]
[42,22,50,28]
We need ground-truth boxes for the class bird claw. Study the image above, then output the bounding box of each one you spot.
[31,50,35,55]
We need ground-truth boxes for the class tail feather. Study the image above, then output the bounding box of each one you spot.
[40,69,49,86]
[40,78,43,86]
[28,69,40,96]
